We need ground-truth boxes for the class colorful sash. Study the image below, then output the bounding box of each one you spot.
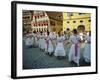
[75,43,78,56]
[46,40,49,50]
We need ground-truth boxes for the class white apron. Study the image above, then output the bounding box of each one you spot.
[54,36,66,57]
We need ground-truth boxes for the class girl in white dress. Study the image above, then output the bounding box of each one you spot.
[25,33,34,47]
[38,32,41,48]
[68,29,81,66]
[38,32,41,49]
[42,32,46,51]
[32,31,38,47]
[45,32,53,55]
[36,32,40,47]
[83,31,91,63]
[32,31,35,47]
[63,29,71,54]
[44,32,48,52]
[47,32,54,55]
[52,32,57,52]
[39,32,45,51]
[34,32,39,47]
[54,31,66,57]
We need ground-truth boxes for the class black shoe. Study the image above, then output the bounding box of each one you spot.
[48,53,53,57]
[57,56,61,59]
[46,52,49,55]
[57,56,64,60]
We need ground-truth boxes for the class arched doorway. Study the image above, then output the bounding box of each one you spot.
[77,25,85,32]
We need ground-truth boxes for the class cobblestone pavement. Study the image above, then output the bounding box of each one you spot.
[23,42,90,69]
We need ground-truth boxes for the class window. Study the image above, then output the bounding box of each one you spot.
[80,20,83,23]
[73,21,76,23]
[67,21,70,23]
[88,19,91,22]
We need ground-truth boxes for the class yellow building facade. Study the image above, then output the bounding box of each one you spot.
[63,12,91,32]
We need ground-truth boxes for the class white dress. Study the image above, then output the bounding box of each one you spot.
[52,32,57,51]
[83,35,91,62]
[45,35,53,54]
[54,36,66,57]
[25,37,33,46]
[44,34,48,52]
[39,34,45,50]
[69,35,80,66]
[38,33,41,48]
[32,33,35,45]
[47,35,54,53]
[34,33,38,46]
[42,33,46,50]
